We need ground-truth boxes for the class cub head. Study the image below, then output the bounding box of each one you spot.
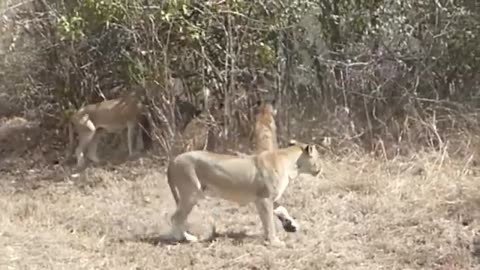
[255,99,277,116]
[288,140,321,176]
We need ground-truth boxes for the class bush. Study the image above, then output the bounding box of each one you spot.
[1,0,479,157]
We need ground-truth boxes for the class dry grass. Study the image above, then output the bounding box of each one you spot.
[1,119,480,269]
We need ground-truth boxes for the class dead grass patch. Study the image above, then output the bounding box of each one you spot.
[0,145,479,269]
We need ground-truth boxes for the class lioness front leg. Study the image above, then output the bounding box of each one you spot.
[274,205,299,233]
[255,198,285,247]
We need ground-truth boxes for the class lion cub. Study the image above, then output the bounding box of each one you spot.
[67,91,151,168]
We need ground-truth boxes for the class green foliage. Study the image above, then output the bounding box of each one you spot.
[57,12,84,41]
[80,0,128,32]
[56,0,130,41]
[49,0,480,98]
[255,42,275,66]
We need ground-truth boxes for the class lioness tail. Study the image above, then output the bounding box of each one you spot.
[167,162,180,205]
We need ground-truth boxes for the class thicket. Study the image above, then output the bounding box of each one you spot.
[1,0,479,158]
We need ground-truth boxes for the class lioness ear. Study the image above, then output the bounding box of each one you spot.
[305,144,315,156]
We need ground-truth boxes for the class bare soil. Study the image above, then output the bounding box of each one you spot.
[1,116,480,270]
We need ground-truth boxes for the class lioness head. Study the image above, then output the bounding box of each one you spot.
[256,99,277,116]
[288,140,321,176]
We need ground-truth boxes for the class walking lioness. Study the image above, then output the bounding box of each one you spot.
[166,140,321,247]
[67,91,152,168]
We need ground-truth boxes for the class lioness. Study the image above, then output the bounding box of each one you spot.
[250,99,302,232]
[233,99,299,232]
[67,91,152,168]
[166,140,321,247]
[253,99,278,154]
[231,99,278,157]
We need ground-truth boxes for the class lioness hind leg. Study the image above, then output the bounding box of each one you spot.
[255,198,285,247]
[170,198,198,242]
[168,165,204,242]
[75,130,95,168]
[86,132,102,163]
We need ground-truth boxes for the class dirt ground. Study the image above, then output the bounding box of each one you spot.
[1,116,480,270]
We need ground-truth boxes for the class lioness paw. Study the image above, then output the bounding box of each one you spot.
[282,218,299,233]
[184,232,199,242]
[274,206,300,233]
[266,238,286,248]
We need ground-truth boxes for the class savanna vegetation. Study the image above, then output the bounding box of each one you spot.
[1,0,480,269]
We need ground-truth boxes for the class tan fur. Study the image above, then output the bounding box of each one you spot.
[253,101,278,154]
[181,102,223,152]
[181,111,213,152]
[230,101,278,157]
[166,140,321,247]
[67,91,152,168]
[251,100,301,232]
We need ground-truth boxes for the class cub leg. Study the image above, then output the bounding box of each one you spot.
[126,121,136,156]
[86,131,102,163]
[75,130,95,168]
[255,198,285,247]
